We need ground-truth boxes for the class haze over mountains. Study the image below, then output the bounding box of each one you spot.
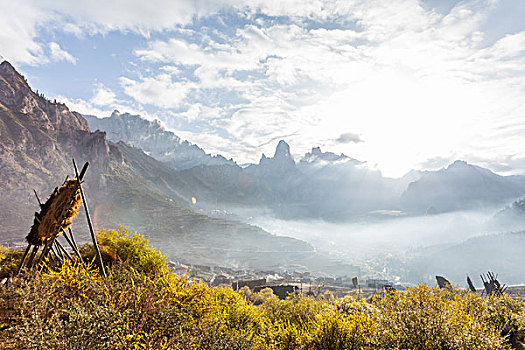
[82,90,525,285]
[3,59,525,284]
[86,110,525,220]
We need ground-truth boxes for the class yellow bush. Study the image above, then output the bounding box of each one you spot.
[251,287,278,305]
[375,285,507,349]
[307,309,375,350]
[2,234,525,350]
[0,245,23,278]
[82,225,169,277]
[43,259,102,300]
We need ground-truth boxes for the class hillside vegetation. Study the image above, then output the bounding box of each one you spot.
[1,228,525,350]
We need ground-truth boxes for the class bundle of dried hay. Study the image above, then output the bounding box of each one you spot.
[26,179,82,245]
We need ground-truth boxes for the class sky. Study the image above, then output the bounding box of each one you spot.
[1,0,525,177]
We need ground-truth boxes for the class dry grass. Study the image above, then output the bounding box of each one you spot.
[26,179,82,245]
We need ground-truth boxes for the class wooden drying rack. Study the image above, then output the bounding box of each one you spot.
[15,159,106,277]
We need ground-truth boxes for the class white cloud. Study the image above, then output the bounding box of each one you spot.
[335,133,363,144]
[2,0,525,177]
[0,1,47,64]
[55,83,150,121]
[121,0,525,177]
[56,95,112,118]
[120,74,193,109]
[90,85,116,106]
[48,42,77,64]
[30,0,218,34]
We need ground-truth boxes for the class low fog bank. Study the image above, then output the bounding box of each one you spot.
[246,205,525,286]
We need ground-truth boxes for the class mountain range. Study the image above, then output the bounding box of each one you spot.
[86,111,525,220]
[84,111,234,170]
[0,60,338,273]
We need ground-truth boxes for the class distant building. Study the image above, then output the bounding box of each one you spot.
[366,279,389,289]
[253,285,298,300]
[232,278,266,290]
[193,264,212,273]
[210,275,231,286]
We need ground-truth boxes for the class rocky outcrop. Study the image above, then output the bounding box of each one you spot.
[84,111,233,170]
[0,60,120,192]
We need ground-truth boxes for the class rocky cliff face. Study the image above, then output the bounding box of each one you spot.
[0,61,88,133]
[84,111,233,170]
[0,60,126,244]
[0,61,122,194]
[257,140,296,170]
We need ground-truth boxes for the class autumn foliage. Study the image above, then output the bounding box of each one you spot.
[1,227,524,349]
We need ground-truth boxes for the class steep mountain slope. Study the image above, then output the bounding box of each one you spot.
[82,112,417,220]
[184,141,405,220]
[0,61,326,272]
[401,160,525,214]
[85,111,234,170]
[0,60,123,242]
[296,147,402,219]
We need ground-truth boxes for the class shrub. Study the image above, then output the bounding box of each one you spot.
[481,294,525,348]
[375,285,508,349]
[80,225,168,277]
[251,287,278,305]
[307,308,375,350]
[0,245,24,278]
[2,229,525,350]
[261,293,328,349]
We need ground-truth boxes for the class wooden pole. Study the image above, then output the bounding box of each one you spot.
[68,228,80,252]
[50,246,62,264]
[36,237,56,269]
[79,162,89,181]
[26,245,39,269]
[55,239,73,261]
[53,241,65,260]
[33,189,42,207]
[61,228,82,259]
[36,243,51,269]
[36,220,69,269]
[72,159,106,278]
[15,244,32,275]
[36,171,87,270]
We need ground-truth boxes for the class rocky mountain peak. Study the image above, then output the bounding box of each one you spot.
[0,60,17,75]
[256,140,295,170]
[447,160,470,170]
[300,146,358,165]
[311,146,322,156]
[84,111,234,170]
[0,60,120,194]
[0,60,89,134]
[274,140,292,160]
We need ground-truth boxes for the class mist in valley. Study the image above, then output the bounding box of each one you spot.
[232,202,525,286]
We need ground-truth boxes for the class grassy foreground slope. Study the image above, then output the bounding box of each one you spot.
[1,228,525,350]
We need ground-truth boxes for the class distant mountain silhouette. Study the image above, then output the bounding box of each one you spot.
[401,160,525,213]
[81,85,525,219]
